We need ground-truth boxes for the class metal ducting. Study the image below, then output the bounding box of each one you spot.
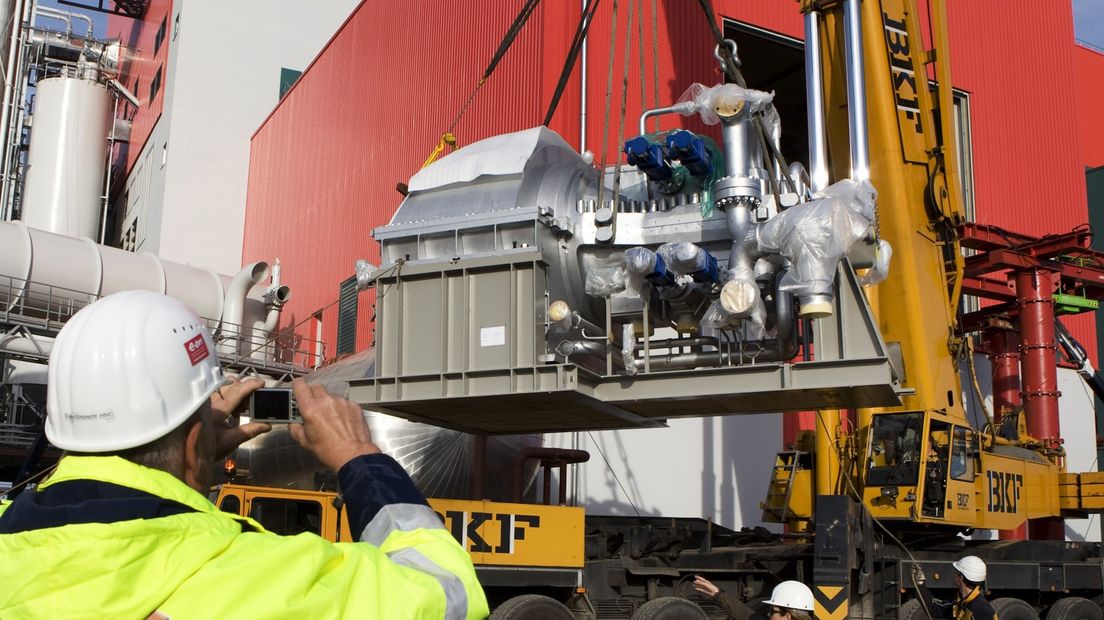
[236,348,541,501]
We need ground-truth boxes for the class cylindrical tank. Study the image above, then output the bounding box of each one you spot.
[21,76,112,239]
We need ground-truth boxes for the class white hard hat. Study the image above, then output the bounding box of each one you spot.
[46,290,227,452]
[953,555,986,582]
[763,580,815,612]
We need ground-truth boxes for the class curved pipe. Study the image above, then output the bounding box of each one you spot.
[219,261,269,356]
[512,447,590,504]
[250,285,292,363]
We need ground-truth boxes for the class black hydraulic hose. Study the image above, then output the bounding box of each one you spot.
[543,0,602,127]
[1055,319,1104,404]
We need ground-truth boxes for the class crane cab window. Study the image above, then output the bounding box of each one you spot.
[218,494,241,515]
[950,426,976,481]
[248,497,323,536]
[867,413,924,485]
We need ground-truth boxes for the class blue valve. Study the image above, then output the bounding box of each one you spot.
[689,252,720,284]
[645,252,677,286]
[624,136,673,182]
[665,130,714,178]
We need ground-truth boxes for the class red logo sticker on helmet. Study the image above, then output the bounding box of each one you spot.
[185,334,209,366]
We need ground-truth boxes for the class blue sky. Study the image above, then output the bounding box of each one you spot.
[1074,0,1104,49]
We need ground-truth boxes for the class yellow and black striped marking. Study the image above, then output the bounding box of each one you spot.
[814,585,848,620]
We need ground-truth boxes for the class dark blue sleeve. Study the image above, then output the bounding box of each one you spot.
[337,453,429,539]
[916,584,955,618]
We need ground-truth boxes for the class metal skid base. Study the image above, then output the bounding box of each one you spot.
[349,253,902,435]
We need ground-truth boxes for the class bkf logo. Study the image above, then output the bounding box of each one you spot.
[184,334,209,365]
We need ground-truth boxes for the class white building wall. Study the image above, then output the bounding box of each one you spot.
[547,414,783,532]
[137,0,358,273]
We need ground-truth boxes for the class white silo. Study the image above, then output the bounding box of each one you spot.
[20,75,112,239]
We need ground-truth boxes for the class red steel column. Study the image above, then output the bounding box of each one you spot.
[983,324,1027,540]
[1015,269,1065,540]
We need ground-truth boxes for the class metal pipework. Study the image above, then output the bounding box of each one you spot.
[549,300,606,339]
[638,101,698,136]
[843,0,870,182]
[511,447,590,504]
[804,10,830,192]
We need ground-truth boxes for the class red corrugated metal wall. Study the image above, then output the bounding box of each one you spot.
[107,0,172,175]
[244,0,1095,367]
[1075,45,1104,169]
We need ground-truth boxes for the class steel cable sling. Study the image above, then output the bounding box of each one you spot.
[422,0,544,168]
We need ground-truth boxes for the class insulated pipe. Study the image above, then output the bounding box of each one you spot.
[803,10,829,192]
[1016,270,1061,449]
[0,220,236,329]
[511,447,590,504]
[638,102,698,136]
[1016,269,1064,541]
[984,326,1022,423]
[0,0,22,221]
[721,113,752,179]
[843,0,870,182]
[0,333,52,358]
[983,325,1027,541]
[0,0,24,218]
[249,285,291,363]
[219,261,270,357]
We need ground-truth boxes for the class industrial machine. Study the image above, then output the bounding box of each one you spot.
[336,0,1104,618]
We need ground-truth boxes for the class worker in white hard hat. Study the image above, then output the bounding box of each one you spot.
[694,576,814,620]
[0,290,489,619]
[913,555,997,619]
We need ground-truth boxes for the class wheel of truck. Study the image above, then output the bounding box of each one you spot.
[632,596,708,620]
[1048,597,1103,620]
[489,594,575,620]
[992,597,1041,620]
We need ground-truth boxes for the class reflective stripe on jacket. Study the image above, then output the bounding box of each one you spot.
[0,454,488,619]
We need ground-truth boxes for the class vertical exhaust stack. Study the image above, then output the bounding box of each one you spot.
[219,262,269,358]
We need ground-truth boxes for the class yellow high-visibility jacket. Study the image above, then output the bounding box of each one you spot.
[0,454,489,619]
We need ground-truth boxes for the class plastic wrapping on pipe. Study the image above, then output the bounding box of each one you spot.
[762,104,782,155]
[621,323,638,376]
[676,83,774,125]
[757,179,877,299]
[656,242,717,282]
[859,239,893,287]
[701,296,767,340]
[584,264,628,297]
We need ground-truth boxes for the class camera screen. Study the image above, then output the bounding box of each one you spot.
[252,388,293,422]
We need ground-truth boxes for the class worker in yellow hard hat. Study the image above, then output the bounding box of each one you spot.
[0,291,489,619]
[912,555,997,619]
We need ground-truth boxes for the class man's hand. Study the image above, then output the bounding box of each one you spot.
[692,575,721,598]
[912,563,926,586]
[289,378,380,471]
[210,376,272,460]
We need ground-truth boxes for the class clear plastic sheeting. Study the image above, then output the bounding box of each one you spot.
[859,239,893,287]
[585,264,628,297]
[624,246,658,276]
[657,242,709,276]
[354,259,378,291]
[677,83,774,125]
[757,179,877,299]
[762,104,782,153]
[621,323,638,376]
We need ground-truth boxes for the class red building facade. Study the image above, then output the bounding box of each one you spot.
[243,0,1096,369]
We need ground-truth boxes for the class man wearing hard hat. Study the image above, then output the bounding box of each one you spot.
[913,555,997,619]
[694,576,815,619]
[0,291,489,619]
